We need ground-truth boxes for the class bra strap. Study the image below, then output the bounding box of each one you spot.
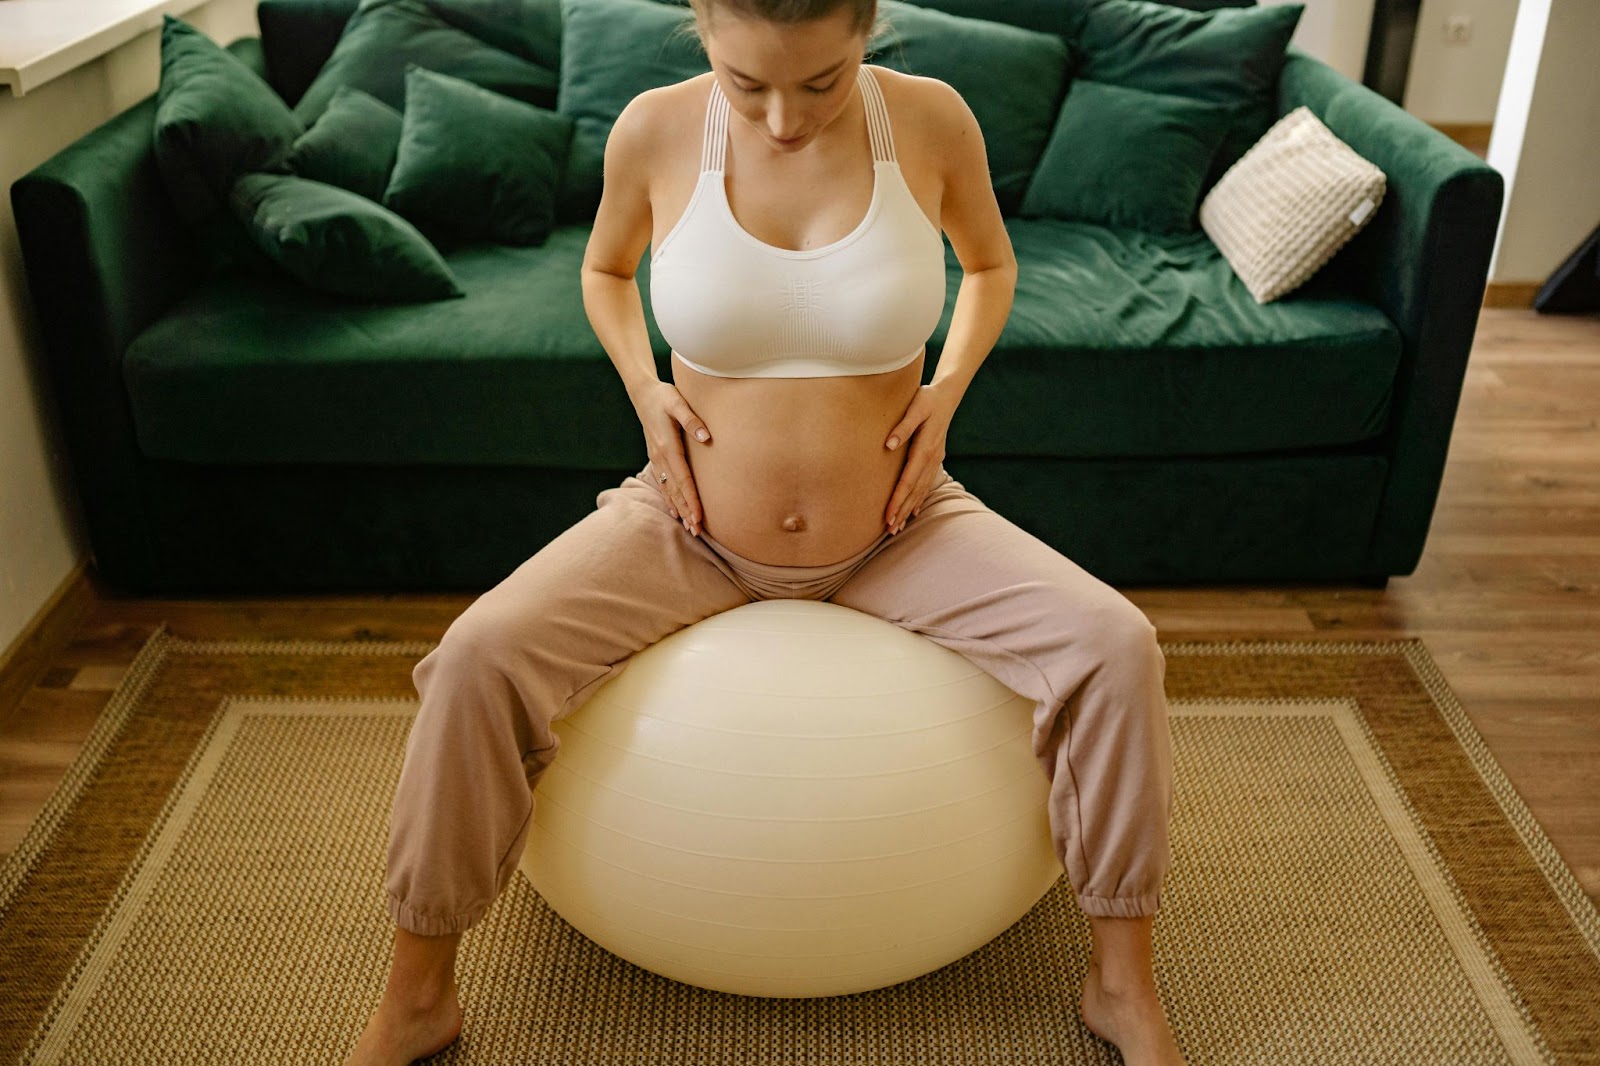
[857,66,896,163]
[705,78,729,173]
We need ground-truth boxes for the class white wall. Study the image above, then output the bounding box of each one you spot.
[1264,0,1516,125]
[0,1,257,661]
[1406,0,1519,124]
[1486,0,1600,285]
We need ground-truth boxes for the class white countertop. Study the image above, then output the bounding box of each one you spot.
[1,0,213,96]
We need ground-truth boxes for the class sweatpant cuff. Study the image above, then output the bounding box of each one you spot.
[387,890,489,937]
[1077,889,1162,919]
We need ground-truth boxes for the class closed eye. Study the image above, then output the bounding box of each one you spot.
[735,81,836,95]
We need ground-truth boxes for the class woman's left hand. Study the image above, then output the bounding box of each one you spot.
[883,381,961,534]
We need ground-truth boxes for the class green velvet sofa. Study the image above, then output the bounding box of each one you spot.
[10,0,1505,594]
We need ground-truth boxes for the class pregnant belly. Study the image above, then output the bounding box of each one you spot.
[673,350,924,567]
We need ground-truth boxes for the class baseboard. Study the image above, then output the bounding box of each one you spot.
[1483,282,1541,309]
[0,559,98,722]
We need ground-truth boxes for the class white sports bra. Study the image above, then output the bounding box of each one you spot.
[648,64,946,379]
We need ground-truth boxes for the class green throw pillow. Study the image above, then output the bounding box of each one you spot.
[229,171,465,303]
[293,0,559,127]
[383,65,575,248]
[153,15,305,276]
[1018,79,1233,234]
[1074,0,1305,195]
[886,0,1251,38]
[285,86,405,203]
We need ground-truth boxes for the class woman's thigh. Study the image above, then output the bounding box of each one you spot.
[827,469,1162,715]
[427,463,753,722]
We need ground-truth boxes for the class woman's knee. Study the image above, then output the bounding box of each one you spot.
[1078,594,1165,682]
[424,596,533,672]
[411,594,563,721]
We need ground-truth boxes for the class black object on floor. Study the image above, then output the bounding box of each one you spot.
[1534,220,1600,314]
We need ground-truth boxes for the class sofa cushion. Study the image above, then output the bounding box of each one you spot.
[974,218,1402,458]
[153,15,306,278]
[284,85,404,202]
[122,218,1401,468]
[383,65,574,248]
[228,172,464,302]
[1018,78,1233,234]
[292,0,559,127]
[1075,0,1305,198]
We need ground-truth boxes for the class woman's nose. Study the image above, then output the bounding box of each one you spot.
[765,102,804,139]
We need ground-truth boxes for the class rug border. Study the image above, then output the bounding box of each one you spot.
[0,624,176,917]
[1161,636,1600,967]
[19,695,424,1065]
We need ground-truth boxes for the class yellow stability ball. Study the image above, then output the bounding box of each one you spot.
[518,598,1062,998]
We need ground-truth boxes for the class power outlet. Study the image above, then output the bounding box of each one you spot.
[1444,14,1473,43]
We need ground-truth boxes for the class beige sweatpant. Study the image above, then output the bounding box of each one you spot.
[385,463,1174,936]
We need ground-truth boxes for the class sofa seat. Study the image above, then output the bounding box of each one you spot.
[123,215,1401,469]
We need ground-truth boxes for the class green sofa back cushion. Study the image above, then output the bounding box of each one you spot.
[417,0,565,72]
[284,85,404,202]
[1019,78,1234,234]
[229,171,464,302]
[1075,0,1305,196]
[291,0,559,127]
[383,65,575,247]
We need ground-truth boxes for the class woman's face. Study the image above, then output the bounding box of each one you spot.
[703,6,867,154]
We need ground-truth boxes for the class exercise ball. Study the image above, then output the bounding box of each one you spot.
[518,598,1061,998]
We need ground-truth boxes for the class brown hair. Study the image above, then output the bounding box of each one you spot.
[668,0,893,52]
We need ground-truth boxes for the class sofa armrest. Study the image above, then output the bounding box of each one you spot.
[8,35,267,590]
[1275,44,1505,575]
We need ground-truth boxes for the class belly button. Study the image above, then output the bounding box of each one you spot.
[781,513,807,532]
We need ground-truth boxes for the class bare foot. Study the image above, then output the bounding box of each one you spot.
[1079,953,1188,1066]
[342,981,463,1065]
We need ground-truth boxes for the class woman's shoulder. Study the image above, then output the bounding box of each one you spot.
[867,65,962,136]
[864,66,966,184]
[627,73,714,141]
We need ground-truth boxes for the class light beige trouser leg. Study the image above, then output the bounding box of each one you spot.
[828,470,1175,918]
[385,464,752,935]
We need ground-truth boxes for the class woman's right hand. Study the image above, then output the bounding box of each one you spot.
[631,380,712,536]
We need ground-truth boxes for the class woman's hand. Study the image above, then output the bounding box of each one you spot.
[631,380,712,536]
[883,381,961,534]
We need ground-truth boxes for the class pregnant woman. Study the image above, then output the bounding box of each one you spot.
[344,2,1185,1064]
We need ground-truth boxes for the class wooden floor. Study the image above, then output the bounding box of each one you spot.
[2,307,1597,911]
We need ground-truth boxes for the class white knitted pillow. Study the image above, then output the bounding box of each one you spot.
[1199,105,1386,304]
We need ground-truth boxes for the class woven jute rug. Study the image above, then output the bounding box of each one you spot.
[2,626,1598,1064]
